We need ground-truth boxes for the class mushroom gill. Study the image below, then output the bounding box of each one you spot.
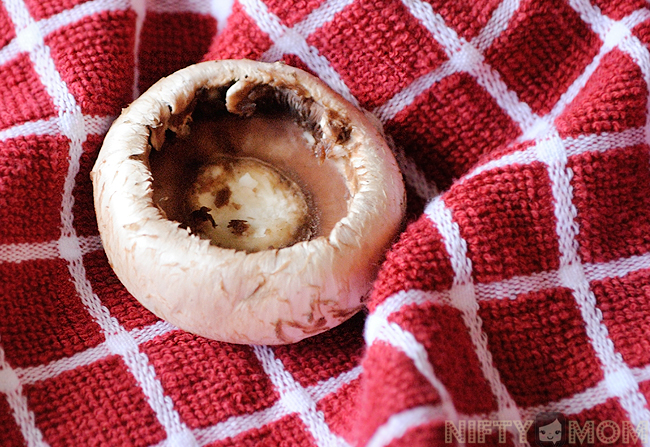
[91,60,405,345]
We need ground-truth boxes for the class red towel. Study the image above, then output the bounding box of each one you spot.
[2,0,650,445]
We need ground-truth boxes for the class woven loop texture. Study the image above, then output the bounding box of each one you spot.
[2,0,650,445]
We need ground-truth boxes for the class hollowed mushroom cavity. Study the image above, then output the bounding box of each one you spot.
[149,83,351,253]
[91,60,405,344]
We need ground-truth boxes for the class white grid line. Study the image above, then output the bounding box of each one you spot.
[8,117,639,267]
[398,0,541,136]
[619,19,650,146]
[375,251,650,317]
[191,403,287,446]
[402,0,463,54]
[252,345,350,447]
[238,0,443,201]
[0,235,101,264]
[14,342,113,386]
[366,245,650,427]
[473,0,521,53]
[583,252,650,283]
[0,0,131,67]
[622,8,650,30]
[520,380,611,421]
[476,268,562,303]
[129,320,178,344]
[537,130,650,442]
[541,9,650,138]
[425,197,524,443]
[373,3,650,428]
[239,0,359,107]
[306,365,362,402]
[193,362,359,446]
[212,0,234,36]
[0,0,647,443]
[1,0,197,445]
[7,317,361,447]
[563,0,650,437]
[372,290,650,420]
[378,0,523,124]
[37,0,130,37]
[364,316,460,426]
[0,37,21,66]
[373,58,457,123]
[464,126,645,182]
[0,345,47,447]
[372,289,450,323]
[468,55,543,138]
[633,365,650,384]
[366,404,447,447]
[569,0,610,35]
[292,0,355,36]
[0,116,62,140]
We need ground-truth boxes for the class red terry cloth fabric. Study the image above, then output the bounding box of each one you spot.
[2,0,650,445]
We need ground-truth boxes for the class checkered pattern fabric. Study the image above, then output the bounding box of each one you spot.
[1,0,650,445]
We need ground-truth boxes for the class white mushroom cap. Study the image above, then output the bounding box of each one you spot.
[91,60,405,344]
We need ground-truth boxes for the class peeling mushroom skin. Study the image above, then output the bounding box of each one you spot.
[91,59,405,345]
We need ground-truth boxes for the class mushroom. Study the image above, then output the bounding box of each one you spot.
[90,60,405,344]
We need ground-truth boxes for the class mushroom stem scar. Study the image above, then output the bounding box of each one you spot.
[184,156,313,252]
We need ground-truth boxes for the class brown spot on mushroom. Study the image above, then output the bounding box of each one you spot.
[325,112,351,145]
[313,140,331,163]
[228,219,249,235]
[282,317,329,335]
[180,206,216,233]
[213,187,231,208]
[334,122,351,144]
[275,320,291,344]
[272,317,329,343]
[147,125,166,151]
[331,305,365,321]
[124,222,142,231]
[129,153,146,162]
